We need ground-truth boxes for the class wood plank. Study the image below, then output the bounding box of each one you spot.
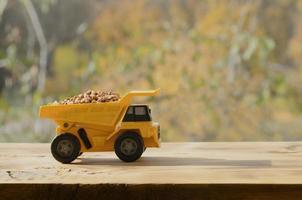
[1,142,302,199]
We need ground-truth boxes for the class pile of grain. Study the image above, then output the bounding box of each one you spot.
[55,90,120,104]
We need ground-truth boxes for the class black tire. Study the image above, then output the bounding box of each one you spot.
[51,133,80,164]
[114,132,144,162]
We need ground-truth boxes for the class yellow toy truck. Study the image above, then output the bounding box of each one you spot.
[39,89,160,163]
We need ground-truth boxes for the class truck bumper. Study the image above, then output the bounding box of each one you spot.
[144,123,160,148]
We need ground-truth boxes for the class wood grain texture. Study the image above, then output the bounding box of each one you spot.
[1,142,302,199]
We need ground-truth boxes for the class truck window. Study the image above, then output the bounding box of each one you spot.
[127,106,134,114]
[135,106,146,115]
[123,106,134,121]
[134,106,151,121]
[123,106,151,122]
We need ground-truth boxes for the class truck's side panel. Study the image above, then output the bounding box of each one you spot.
[40,103,127,129]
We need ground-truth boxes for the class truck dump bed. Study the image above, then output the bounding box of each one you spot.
[39,89,159,128]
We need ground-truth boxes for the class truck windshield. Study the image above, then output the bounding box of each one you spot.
[123,105,152,122]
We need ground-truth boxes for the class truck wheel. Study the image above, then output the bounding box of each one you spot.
[51,133,80,164]
[114,132,144,162]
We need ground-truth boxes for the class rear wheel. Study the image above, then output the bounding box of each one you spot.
[114,132,144,162]
[51,133,80,164]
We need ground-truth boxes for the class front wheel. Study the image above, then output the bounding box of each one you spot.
[51,133,80,164]
[114,132,144,162]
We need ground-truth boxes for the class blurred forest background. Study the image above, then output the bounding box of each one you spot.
[1,0,302,142]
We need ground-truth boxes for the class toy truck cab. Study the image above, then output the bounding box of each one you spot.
[123,105,152,122]
[39,89,160,163]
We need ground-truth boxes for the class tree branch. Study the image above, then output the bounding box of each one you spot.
[22,0,48,93]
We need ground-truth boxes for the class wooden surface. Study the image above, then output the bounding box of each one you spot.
[1,142,302,199]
